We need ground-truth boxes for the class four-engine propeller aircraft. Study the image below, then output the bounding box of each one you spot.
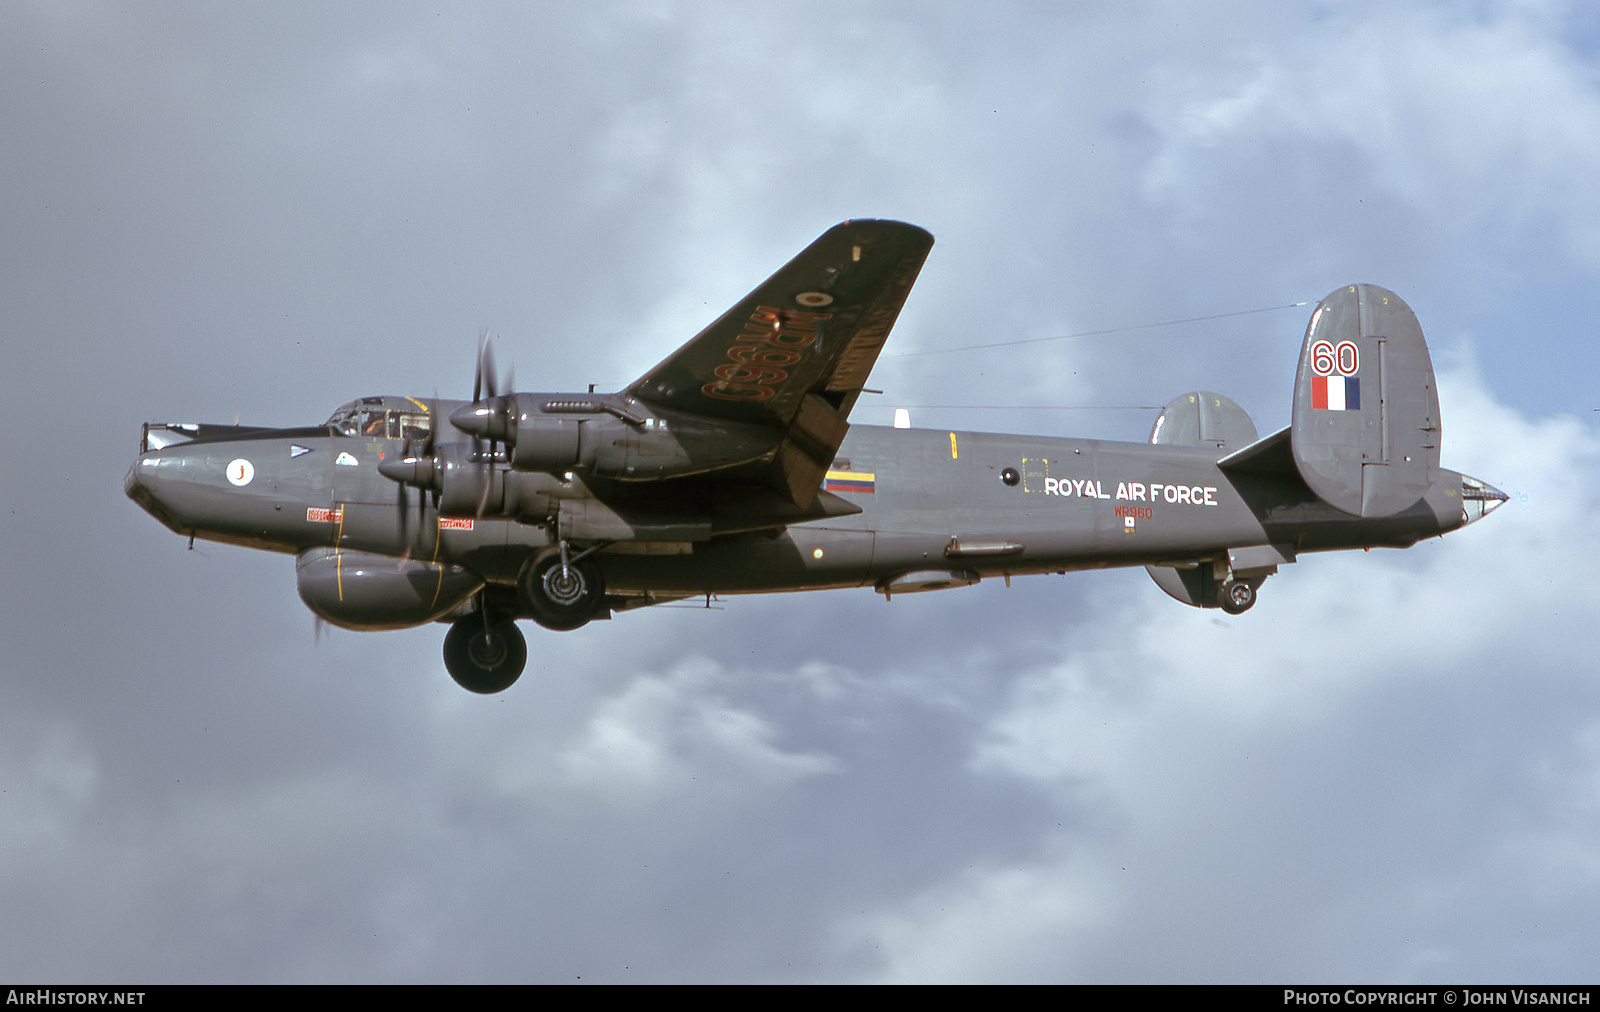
[126,220,1508,693]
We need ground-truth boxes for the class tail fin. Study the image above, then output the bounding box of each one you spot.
[1290,285,1440,516]
[1149,391,1258,451]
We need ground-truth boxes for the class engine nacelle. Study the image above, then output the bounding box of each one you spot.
[510,415,582,473]
[296,547,482,631]
[434,443,505,517]
[456,393,783,481]
[575,411,776,480]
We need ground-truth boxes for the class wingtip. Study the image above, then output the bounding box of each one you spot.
[831,218,935,244]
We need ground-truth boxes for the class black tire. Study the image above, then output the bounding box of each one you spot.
[519,548,605,631]
[1218,578,1256,615]
[443,617,527,693]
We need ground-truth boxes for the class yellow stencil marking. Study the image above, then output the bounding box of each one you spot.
[430,520,444,608]
[949,432,958,459]
[335,508,347,601]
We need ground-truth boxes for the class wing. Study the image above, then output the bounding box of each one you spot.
[627,219,934,507]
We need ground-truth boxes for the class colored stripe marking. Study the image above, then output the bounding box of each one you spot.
[1312,375,1360,410]
[824,470,876,494]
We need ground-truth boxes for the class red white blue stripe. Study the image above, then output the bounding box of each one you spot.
[1312,375,1360,411]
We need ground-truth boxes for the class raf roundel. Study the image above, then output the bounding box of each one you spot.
[794,291,834,308]
[225,458,254,486]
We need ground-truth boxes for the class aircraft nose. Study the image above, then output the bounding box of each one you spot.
[124,454,162,509]
[124,450,183,529]
[1459,473,1509,526]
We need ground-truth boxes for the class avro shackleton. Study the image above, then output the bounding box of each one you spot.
[126,220,1507,692]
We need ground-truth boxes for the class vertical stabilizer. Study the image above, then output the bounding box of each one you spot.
[1149,391,1258,451]
[1290,285,1440,517]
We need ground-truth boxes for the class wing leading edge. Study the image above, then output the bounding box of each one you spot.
[628,220,934,508]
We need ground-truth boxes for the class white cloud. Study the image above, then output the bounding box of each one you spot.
[837,365,1600,980]
[552,658,843,800]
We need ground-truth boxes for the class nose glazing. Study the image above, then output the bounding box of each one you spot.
[1459,474,1509,525]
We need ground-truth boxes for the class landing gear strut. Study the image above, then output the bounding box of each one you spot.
[443,614,527,693]
[519,543,606,631]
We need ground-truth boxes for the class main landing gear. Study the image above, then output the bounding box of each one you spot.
[519,543,606,631]
[440,542,606,693]
[443,612,527,694]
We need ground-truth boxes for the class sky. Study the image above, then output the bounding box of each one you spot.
[2,0,1598,984]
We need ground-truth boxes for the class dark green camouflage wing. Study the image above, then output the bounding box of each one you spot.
[627,219,934,507]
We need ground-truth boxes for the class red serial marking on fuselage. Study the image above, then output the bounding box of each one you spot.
[307,507,471,531]
[701,305,832,402]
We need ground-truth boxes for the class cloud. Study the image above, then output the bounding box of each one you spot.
[6,0,1600,984]
[835,365,1600,981]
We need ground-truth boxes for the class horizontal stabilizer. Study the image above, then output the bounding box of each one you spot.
[1216,425,1296,480]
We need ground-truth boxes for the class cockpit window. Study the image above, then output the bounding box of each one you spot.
[325,399,432,440]
[397,413,430,440]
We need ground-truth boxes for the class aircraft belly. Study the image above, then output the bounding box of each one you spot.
[600,526,877,593]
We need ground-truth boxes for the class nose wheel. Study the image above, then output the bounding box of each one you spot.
[519,544,606,631]
[443,616,527,693]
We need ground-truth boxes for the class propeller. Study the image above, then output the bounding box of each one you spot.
[469,332,511,518]
[380,334,515,527]
[394,396,442,553]
[380,396,442,554]
[452,330,516,444]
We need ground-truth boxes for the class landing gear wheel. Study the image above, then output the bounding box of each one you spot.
[443,617,527,693]
[519,547,606,631]
[1218,578,1256,615]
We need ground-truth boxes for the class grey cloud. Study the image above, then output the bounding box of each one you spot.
[3,0,1597,983]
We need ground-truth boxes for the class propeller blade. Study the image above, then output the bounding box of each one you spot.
[472,431,491,518]
[423,395,439,458]
[397,464,410,547]
[474,328,501,404]
[474,328,488,403]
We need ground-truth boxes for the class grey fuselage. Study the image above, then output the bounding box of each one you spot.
[125,417,1472,599]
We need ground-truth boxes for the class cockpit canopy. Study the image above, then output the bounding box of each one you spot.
[325,396,432,440]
